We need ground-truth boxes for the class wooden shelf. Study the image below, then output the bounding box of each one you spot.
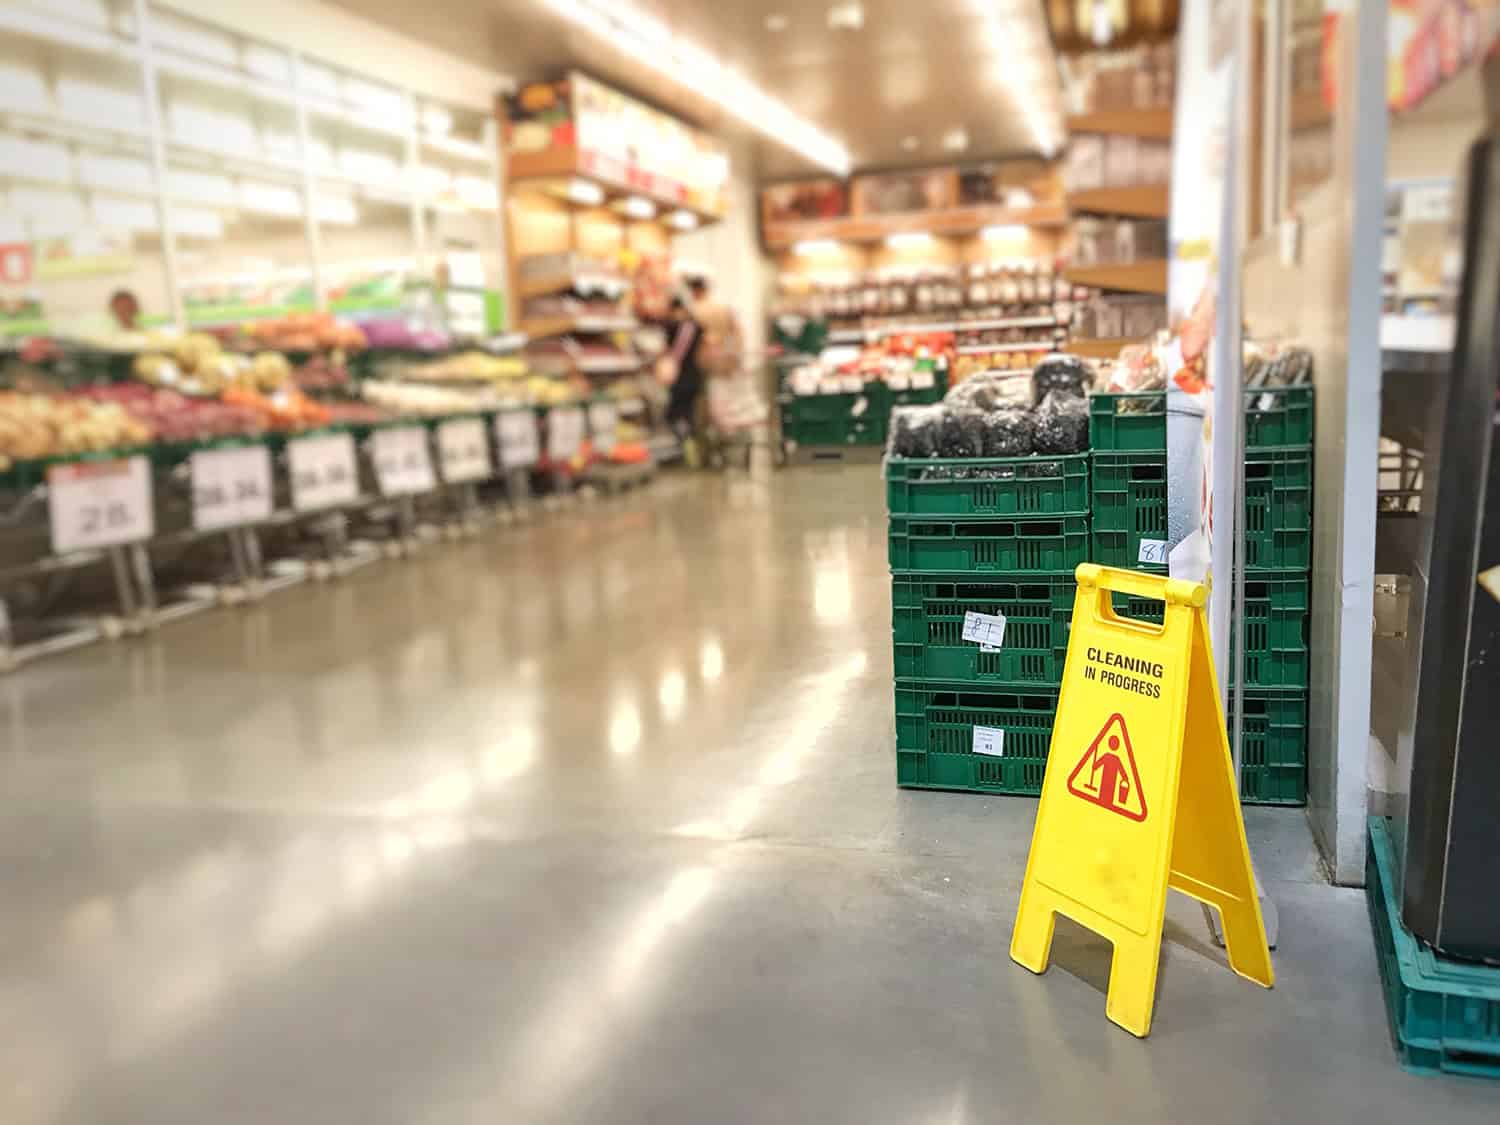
[763,202,1067,251]
[1066,337,1140,360]
[1067,184,1170,220]
[1061,260,1169,295]
[519,314,637,339]
[516,273,628,300]
[1064,107,1175,141]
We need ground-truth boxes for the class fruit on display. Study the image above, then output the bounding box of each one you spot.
[75,384,264,443]
[132,335,292,396]
[361,380,505,417]
[293,354,354,393]
[221,386,332,430]
[402,351,529,382]
[0,391,152,467]
[244,312,367,353]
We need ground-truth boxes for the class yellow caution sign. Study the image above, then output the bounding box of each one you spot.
[1010,564,1274,1037]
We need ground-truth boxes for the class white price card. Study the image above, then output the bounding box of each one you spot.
[587,401,619,456]
[372,426,436,496]
[47,456,154,555]
[190,444,273,531]
[838,374,865,393]
[436,417,492,484]
[962,610,1007,653]
[911,370,936,390]
[546,407,586,463]
[973,725,1005,757]
[887,373,911,391]
[496,410,540,469]
[288,432,359,512]
[1138,538,1169,566]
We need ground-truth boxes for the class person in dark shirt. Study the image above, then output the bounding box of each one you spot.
[664,295,704,438]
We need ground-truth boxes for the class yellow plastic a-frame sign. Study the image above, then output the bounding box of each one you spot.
[1010,564,1274,1037]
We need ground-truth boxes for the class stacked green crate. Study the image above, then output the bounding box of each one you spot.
[1088,386,1313,804]
[886,452,1090,796]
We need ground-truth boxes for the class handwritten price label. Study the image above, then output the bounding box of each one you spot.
[437,418,492,484]
[372,426,436,496]
[288,433,359,512]
[190,445,273,531]
[47,456,154,555]
[1138,538,1169,566]
[496,410,540,469]
[546,407,586,463]
[587,401,619,456]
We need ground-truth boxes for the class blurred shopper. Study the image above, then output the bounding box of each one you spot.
[687,275,742,378]
[661,295,705,441]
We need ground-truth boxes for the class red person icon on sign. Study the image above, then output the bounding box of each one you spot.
[1066,713,1148,822]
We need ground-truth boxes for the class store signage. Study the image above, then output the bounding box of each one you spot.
[0,242,32,285]
[496,410,540,469]
[546,407,586,463]
[971,725,1005,758]
[436,418,492,484]
[190,444,274,531]
[288,433,359,512]
[46,456,154,555]
[586,401,618,457]
[1010,565,1273,1038]
[371,426,437,496]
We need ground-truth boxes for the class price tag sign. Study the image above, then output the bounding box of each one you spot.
[190,444,273,531]
[1138,538,1169,566]
[546,407,586,463]
[838,374,865,393]
[972,725,1005,757]
[911,370,936,390]
[496,410,540,469]
[962,610,1007,653]
[436,417,492,484]
[47,456,154,555]
[371,426,437,496]
[587,401,619,456]
[289,433,359,512]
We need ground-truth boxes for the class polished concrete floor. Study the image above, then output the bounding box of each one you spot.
[1,468,1494,1124]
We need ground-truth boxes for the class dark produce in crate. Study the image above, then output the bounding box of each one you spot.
[1031,353,1093,404]
[939,408,987,459]
[889,404,944,458]
[1033,390,1089,454]
[981,408,1036,457]
[944,370,1031,412]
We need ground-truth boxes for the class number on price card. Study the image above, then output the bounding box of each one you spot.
[547,407,585,463]
[190,444,273,531]
[47,456,154,555]
[587,401,618,456]
[288,432,359,512]
[496,410,540,469]
[437,418,492,484]
[372,426,436,496]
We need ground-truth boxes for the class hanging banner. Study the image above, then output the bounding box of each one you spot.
[1010,565,1274,1037]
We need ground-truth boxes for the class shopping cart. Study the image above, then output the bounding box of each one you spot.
[699,352,774,471]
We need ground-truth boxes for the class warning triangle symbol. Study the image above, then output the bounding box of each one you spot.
[1066,713,1148,822]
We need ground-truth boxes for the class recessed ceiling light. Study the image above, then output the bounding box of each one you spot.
[901,135,920,151]
[827,3,864,32]
[619,195,657,219]
[667,209,699,230]
[942,127,970,153]
[765,13,789,32]
[565,178,605,206]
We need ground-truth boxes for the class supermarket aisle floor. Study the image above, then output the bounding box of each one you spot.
[0,468,1489,1125]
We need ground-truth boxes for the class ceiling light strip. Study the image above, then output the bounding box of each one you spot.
[542,0,850,175]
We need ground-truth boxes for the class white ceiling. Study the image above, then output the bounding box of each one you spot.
[330,0,1064,181]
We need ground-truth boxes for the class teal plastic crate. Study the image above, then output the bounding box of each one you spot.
[1230,688,1307,805]
[784,388,888,447]
[1090,386,1313,453]
[894,684,1058,795]
[1244,447,1312,569]
[1239,572,1310,688]
[889,515,1091,575]
[1244,385,1314,448]
[1367,816,1500,1080]
[885,453,1089,517]
[892,574,1074,686]
[1090,452,1166,569]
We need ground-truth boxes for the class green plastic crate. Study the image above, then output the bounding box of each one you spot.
[885,453,1089,517]
[1090,452,1167,569]
[1230,688,1307,805]
[1089,392,1167,452]
[785,387,889,447]
[892,574,1074,686]
[1244,448,1312,569]
[1238,572,1310,687]
[1244,385,1314,448]
[889,515,1091,575]
[1367,816,1500,1079]
[894,684,1058,795]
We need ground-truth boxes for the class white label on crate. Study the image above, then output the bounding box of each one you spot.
[839,374,864,393]
[1138,538,1169,565]
[436,418,492,484]
[372,426,436,497]
[911,370,936,390]
[190,444,273,531]
[546,407,586,462]
[496,410,540,469]
[962,610,1007,653]
[587,401,619,456]
[47,455,154,555]
[972,725,1005,757]
[1255,392,1276,412]
[288,432,359,512]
